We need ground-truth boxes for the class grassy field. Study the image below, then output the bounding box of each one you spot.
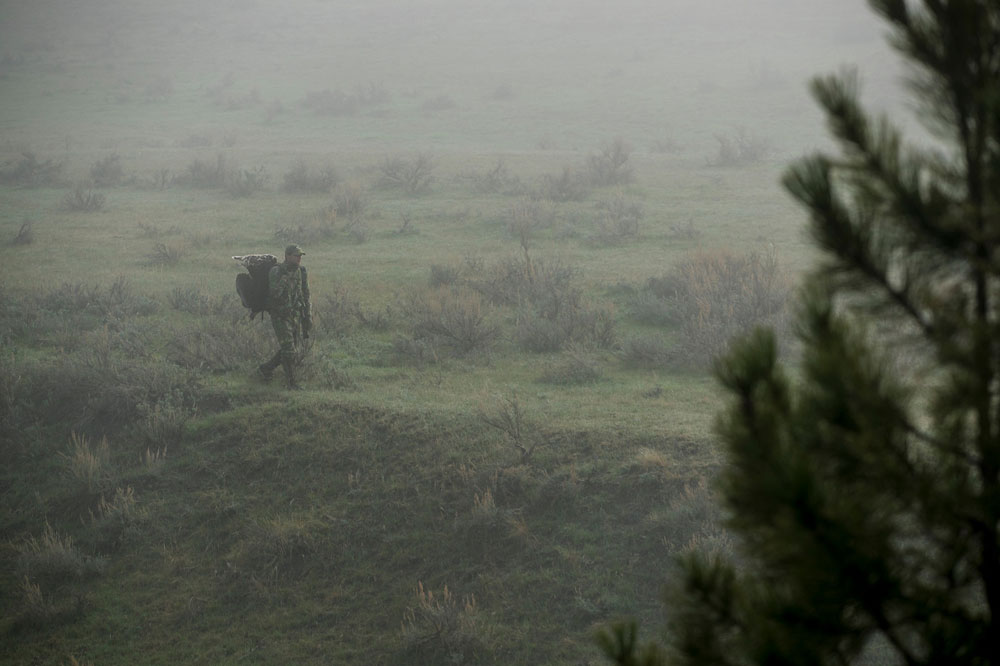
[1,1,902,663]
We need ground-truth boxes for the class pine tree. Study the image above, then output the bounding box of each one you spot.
[600,1,1000,664]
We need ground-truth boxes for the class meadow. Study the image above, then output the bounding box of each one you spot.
[0,1,900,663]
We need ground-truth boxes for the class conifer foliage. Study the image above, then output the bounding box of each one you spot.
[601,1,1000,664]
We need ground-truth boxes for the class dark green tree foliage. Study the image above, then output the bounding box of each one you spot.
[599,1,1000,664]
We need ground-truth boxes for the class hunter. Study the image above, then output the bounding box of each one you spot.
[259,244,312,389]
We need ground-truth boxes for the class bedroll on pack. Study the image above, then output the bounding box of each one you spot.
[233,253,278,319]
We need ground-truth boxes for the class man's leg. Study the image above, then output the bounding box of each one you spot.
[258,351,281,381]
[272,316,301,389]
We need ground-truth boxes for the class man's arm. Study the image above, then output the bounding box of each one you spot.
[301,266,312,336]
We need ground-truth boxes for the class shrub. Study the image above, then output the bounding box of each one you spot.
[421,94,457,112]
[89,153,123,187]
[709,127,772,166]
[168,286,217,315]
[334,181,368,220]
[144,242,184,266]
[343,217,370,243]
[390,336,440,366]
[478,392,541,463]
[99,276,159,319]
[392,212,419,236]
[514,313,567,353]
[317,288,362,337]
[0,151,63,187]
[468,158,523,194]
[505,198,549,241]
[539,166,590,202]
[429,263,461,288]
[464,254,615,352]
[62,186,106,212]
[273,207,338,244]
[594,191,643,242]
[515,301,616,352]
[28,340,196,430]
[619,334,676,370]
[302,83,389,115]
[37,281,101,315]
[628,285,678,327]
[401,286,500,357]
[314,287,392,335]
[282,159,338,194]
[166,313,272,373]
[36,278,157,324]
[663,247,790,367]
[176,153,230,189]
[229,165,268,197]
[587,137,634,187]
[468,255,575,309]
[666,219,703,241]
[378,154,435,195]
[210,87,261,111]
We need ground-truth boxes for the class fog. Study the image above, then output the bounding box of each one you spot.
[0,0,901,158]
[0,2,926,662]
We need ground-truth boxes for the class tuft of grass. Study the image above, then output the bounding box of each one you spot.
[144,242,184,266]
[11,219,34,245]
[89,486,147,550]
[16,522,105,586]
[537,350,603,385]
[62,186,106,212]
[63,432,112,493]
[400,582,486,661]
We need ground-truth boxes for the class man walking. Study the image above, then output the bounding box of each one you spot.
[258,244,312,389]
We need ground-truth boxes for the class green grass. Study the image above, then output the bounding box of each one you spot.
[0,0,900,663]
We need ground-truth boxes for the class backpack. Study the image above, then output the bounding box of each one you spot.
[233,254,278,319]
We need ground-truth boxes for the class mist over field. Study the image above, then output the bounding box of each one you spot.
[1,1,918,664]
[1,0,898,157]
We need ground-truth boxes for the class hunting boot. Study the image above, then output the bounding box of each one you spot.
[258,353,280,382]
[282,358,303,390]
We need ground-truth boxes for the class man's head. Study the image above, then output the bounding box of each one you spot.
[284,244,305,266]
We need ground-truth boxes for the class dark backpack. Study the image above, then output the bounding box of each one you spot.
[233,254,278,319]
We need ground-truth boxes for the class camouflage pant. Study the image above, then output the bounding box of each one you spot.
[270,313,302,363]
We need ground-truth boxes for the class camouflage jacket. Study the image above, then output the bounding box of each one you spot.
[268,262,311,322]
